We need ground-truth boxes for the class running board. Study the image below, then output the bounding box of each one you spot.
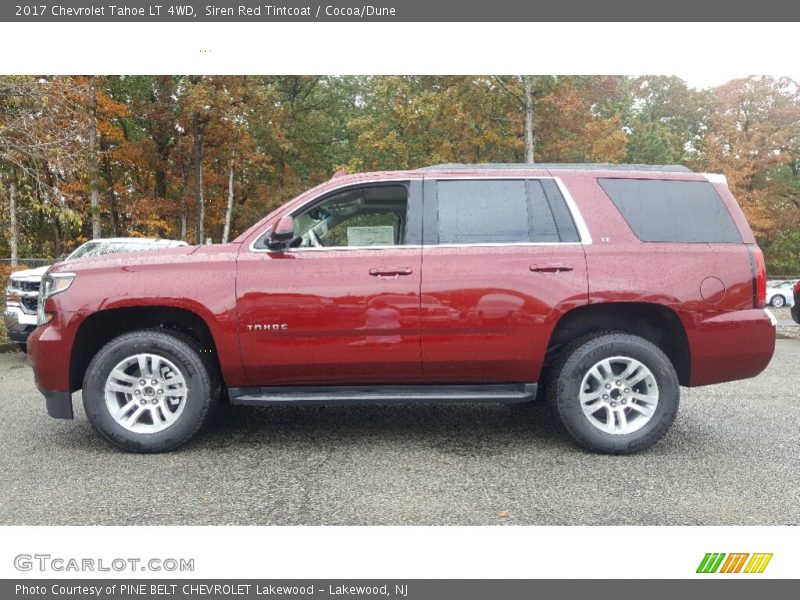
[227,383,537,406]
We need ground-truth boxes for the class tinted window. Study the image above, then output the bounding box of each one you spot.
[598,178,742,243]
[436,179,561,244]
[540,179,580,243]
[293,184,409,248]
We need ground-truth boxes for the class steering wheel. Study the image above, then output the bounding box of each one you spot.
[308,227,323,248]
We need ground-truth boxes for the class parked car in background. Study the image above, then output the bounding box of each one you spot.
[766,280,798,308]
[4,238,187,351]
[26,164,776,455]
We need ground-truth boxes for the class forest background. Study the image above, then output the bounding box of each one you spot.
[2,75,799,274]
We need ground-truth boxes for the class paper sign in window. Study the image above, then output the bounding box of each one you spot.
[347,226,395,246]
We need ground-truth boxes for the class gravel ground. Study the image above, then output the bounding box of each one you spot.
[773,307,800,340]
[0,339,798,526]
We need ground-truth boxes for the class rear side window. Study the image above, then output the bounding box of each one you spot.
[435,179,570,244]
[598,178,742,243]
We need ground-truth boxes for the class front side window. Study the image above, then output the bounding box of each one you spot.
[293,184,409,248]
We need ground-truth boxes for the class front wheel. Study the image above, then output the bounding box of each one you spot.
[548,333,679,454]
[770,295,786,308]
[82,330,217,452]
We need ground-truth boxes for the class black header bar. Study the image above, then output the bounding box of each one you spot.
[2,1,798,22]
[3,579,799,600]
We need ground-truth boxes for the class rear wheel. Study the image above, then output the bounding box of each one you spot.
[82,330,216,452]
[548,332,679,454]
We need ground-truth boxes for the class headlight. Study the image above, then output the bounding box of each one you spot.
[37,272,76,325]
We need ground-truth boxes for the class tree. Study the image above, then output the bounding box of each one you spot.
[0,76,89,257]
[702,76,800,242]
[3,75,800,273]
[534,77,627,163]
[348,76,522,170]
[627,122,676,164]
[625,76,712,164]
[493,75,545,162]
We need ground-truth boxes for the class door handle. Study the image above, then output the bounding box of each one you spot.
[530,265,574,274]
[369,267,413,277]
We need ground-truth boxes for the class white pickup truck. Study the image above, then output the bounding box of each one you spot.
[4,237,187,351]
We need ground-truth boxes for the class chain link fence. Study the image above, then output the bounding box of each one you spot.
[1,258,53,269]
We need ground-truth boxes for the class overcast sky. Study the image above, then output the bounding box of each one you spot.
[681,73,799,89]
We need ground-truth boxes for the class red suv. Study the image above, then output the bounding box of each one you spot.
[28,164,777,454]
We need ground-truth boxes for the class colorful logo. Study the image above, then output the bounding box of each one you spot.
[696,553,773,574]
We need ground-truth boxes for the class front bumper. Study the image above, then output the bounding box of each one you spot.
[27,317,76,420]
[3,310,35,345]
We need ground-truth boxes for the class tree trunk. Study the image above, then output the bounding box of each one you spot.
[523,75,535,163]
[222,148,236,244]
[53,219,62,258]
[180,168,190,242]
[101,139,119,235]
[192,112,204,245]
[9,178,18,267]
[154,166,168,201]
[88,76,101,239]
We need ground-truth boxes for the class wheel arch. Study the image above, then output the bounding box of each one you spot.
[70,305,223,392]
[546,302,691,386]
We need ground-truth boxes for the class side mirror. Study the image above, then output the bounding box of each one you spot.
[267,215,295,251]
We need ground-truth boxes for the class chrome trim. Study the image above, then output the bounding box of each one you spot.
[764,308,777,327]
[424,242,584,249]
[15,300,37,315]
[282,242,585,253]
[703,172,728,185]
[553,176,592,245]
[248,175,593,253]
[7,290,40,298]
[281,245,423,253]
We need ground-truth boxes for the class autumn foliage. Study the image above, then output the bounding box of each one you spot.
[2,75,800,273]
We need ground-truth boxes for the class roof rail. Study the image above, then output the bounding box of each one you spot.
[420,163,693,173]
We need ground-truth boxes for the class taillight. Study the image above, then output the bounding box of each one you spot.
[750,245,767,308]
[794,281,800,295]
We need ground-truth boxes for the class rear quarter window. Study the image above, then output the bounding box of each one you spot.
[598,178,742,243]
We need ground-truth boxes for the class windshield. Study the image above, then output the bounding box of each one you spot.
[67,241,163,260]
[67,242,103,259]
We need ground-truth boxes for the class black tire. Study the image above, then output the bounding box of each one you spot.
[82,329,217,452]
[547,332,679,455]
[770,295,785,308]
[17,343,28,354]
